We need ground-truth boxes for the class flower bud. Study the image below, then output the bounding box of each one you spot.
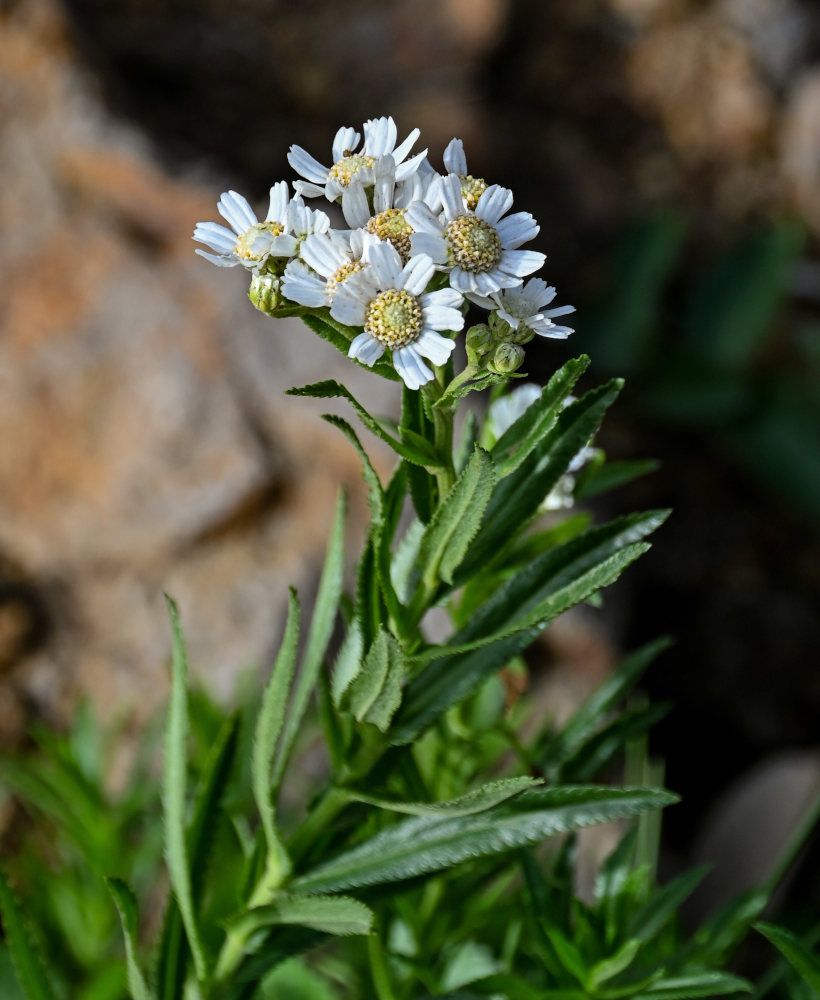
[248,273,281,315]
[465,323,493,358]
[489,342,525,374]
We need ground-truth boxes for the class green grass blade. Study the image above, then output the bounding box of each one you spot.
[0,869,58,1000]
[757,923,820,993]
[107,878,153,1000]
[162,595,207,983]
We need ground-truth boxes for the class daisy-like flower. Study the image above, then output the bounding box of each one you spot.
[479,278,575,340]
[406,174,545,297]
[281,229,379,308]
[194,184,329,270]
[443,137,489,211]
[288,117,427,220]
[330,242,464,390]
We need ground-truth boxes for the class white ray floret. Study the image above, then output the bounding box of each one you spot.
[443,137,490,211]
[329,242,464,390]
[288,116,428,221]
[474,278,575,339]
[282,229,380,308]
[406,173,545,297]
[193,184,330,271]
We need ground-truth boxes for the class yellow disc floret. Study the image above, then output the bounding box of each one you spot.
[445,215,502,272]
[364,289,422,348]
[459,174,487,211]
[325,260,364,299]
[329,153,376,187]
[366,209,414,263]
[235,221,284,261]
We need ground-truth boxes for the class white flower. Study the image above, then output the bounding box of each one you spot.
[330,242,464,390]
[475,278,575,339]
[193,184,329,270]
[486,383,541,439]
[406,174,545,297]
[288,117,427,221]
[281,229,379,308]
[443,137,489,211]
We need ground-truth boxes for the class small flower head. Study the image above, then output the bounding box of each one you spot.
[489,342,525,375]
[479,278,575,342]
[406,174,545,296]
[330,242,464,390]
[282,229,379,308]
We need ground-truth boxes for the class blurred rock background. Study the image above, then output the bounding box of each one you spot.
[1,0,819,908]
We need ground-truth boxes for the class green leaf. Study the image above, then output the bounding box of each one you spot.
[289,380,441,466]
[162,595,207,983]
[690,888,767,964]
[261,958,338,1000]
[634,972,752,998]
[345,777,541,816]
[454,410,479,475]
[107,879,153,1000]
[292,786,677,894]
[300,310,400,382]
[457,380,623,581]
[402,384,438,521]
[575,459,660,500]
[627,866,710,943]
[390,519,424,604]
[757,923,820,993]
[322,418,383,524]
[417,446,496,588]
[272,492,345,791]
[253,588,300,868]
[491,355,590,476]
[0,869,58,1000]
[332,618,364,708]
[230,894,373,939]
[344,628,405,732]
[589,938,641,990]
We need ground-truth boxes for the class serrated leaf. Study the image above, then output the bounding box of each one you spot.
[162,596,207,983]
[292,786,677,894]
[390,519,424,603]
[252,588,300,869]
[402,385,438,521]
[757,923,820,993]
[107,879,153,1000]
[417,446,496,588]
[346,777,541,817]
[322,418,383,524]
[491,355,590,477]
[289,380,441,466]
[634,971,751,998]
[272,492,345,792]
[230,894,373,940]
[575,459,660,500]
[332,618,364,707]
[457,380,623,581]
[0,869,58,1000]
[344,628,405,732]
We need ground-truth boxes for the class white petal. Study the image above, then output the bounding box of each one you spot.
[398,254,434,295]
[193,224,237,252]
[544,304,576,318]
[475,185,514,226]
[349,332,385,365]
[288,146,330,184]
[282,261,328,306]
[440,174,465,221]
[218,190,257,234]
[330,284,367,327]
[195,248,237,267]
[472,268,505,296]
[415,330,456,365]
[421,304,464,332]
[495,212,539,249]
[393,345,433,389]
[520,277,552,309]
[537,323,573,339]
[267,181,290,224]
[373,155,397,214]
[332,127,361,162]
[420,287,463,310]
[442,138,467,175]
[392,127,421,165]
[395,148,428,182]
[268,234,299,257]
[367,241,403,289]
[341,184,371,228]
[365,116,397,156]
[449,267,479,294]
[293,180,326,199]
[300,232,347,277]
[499,249,545,278]
[409,232,448,264]
[405,201,444,237]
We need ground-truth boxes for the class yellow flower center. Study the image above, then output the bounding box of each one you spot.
[445,215,502,272]
[364,289,422,348]
[235,221,284,261]
[459,174,487,211]
[329,153,376,187]
[325,260,364,299]
[366,209,414,263]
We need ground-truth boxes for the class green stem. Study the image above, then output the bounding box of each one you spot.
[287,785,349,865]
[367,932,398,1000]
[425,369,455,499]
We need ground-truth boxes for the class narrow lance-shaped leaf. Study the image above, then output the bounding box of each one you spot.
[417,446,496,589]
[107,878,154,1000]
[162,596,208,983]
[345,777,542,817]
[292,785,677,894]
[635,972,752,998]
[272,492,345,792]
[343,628,405,733]
[757,923,820,993]
[252,589,300,878]
[0,869,58,1000]
[227,894,374,941]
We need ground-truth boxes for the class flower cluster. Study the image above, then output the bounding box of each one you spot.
[194,117,574,391]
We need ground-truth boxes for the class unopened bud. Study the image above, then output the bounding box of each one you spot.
[466,323,493,358]
[248,272,281,315]
[489,342,525,374]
